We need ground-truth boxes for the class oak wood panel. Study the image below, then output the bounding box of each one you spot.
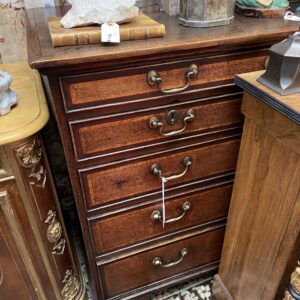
[82,138,240,208]
[218,99,300,299]
[61,54,265,110]
[71,96,242,161]
[102,227,225,297]
[26,6,299,69]
[91,184,232,254]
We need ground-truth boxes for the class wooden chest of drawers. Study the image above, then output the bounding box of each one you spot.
[26,5,299,299]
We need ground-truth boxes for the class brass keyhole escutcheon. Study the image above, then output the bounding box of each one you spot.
[167,110,179,125]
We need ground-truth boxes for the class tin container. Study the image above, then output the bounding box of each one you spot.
[257,32,300,95]
[179,0,235,27]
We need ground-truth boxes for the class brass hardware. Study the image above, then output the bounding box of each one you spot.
[61,269,80,300]
[147,64,199,94]
[151,201,191,223]
[149,109,195,137]
[152,248,189,268]
[150,156,192,181]
[166,110,179,125]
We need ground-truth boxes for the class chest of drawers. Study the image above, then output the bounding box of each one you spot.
[26,5,299,299]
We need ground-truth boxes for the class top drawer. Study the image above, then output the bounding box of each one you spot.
[59,50,267,113]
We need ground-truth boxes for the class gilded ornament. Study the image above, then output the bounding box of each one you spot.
[52,238,66,255]
[15,138,42,168]
[284,260,300,299]
[29,165,47,188]
[61,269,79,300]
[46,221,62,243]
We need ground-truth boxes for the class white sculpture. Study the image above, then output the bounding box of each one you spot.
[0,71,17,116]
[60,0,139,29]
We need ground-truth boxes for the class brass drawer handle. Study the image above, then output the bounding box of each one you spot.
[149,109,195,137]
[150,156,192,181]
[152,248,188,268]
[151,201,191,224]
[147,64,199,94]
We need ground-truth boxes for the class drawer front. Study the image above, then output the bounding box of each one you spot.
[101,227,225,297]
[81,138,240,209]
[91,184,232,255]
[71,95,242,161]
[60,51,266,111]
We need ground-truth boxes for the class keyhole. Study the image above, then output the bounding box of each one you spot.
[167,110,179,125]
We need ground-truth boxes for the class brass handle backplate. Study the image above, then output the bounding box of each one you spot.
[149,109,195,137]
[151,201,191,224]
[152,248,188,268]
[150,156,192,181]
[147,64,199,94]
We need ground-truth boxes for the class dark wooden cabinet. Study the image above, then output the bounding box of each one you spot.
[0,63,85,300]
[26,6,299,299]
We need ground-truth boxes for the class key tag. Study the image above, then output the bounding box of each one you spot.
[101,22,120,43]
[161,176,168,228]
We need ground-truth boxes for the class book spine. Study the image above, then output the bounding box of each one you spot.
[120,25,165,41]
[51,25,165,47]
[52,31,101,47]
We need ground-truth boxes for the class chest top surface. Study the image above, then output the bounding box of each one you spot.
[26,6,299,70]
[235,71,300,125]
[0,62,49,145]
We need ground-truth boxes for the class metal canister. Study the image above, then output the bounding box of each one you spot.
[179,0,235,27]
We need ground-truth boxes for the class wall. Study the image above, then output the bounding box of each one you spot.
[0,0,72,63]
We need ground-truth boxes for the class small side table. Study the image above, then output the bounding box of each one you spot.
[0,62,86,300]
[213,71,300,300]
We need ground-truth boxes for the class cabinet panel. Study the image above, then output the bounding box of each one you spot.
[71,95,242,161]
[81,138,240,208]
[102,227,225,297]
[60,52,266,111]
[91,184,232,254]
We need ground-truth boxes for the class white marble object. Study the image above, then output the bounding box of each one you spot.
[0,71,17,116]
[60,0,139,28]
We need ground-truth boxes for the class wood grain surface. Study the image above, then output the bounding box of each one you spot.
[60,53,265,109]
[102,227,225,297]
[217,93,300,300]
[26,6,299,69]
[82,138,240,208]
[71,96,242,160]
[91,184,232,254]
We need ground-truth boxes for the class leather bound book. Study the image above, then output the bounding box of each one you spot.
[48,12,166,47]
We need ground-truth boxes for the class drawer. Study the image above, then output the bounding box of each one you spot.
[81,138,240,209]
[60,51,266,112]
[70,95,242,162]
[101,227,225,297]
[91,184,232,255]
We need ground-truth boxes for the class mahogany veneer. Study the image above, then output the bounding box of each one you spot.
[26,5,299,299]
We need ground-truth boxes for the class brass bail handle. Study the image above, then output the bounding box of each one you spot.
[151,201,191,224]
[147,64,199,94]
[152,248,189,268]
[149,109,195,137]
[150,156,193,182]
